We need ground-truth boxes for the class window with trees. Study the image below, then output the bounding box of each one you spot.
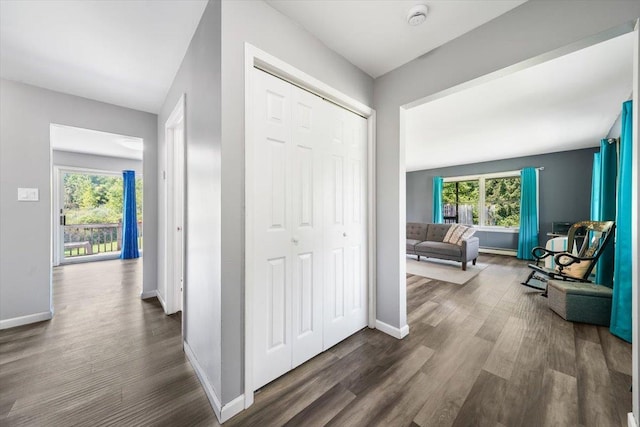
[442,172,521,228]
[63,172,143,224]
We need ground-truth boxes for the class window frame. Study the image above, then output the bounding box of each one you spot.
[443,170,521,232]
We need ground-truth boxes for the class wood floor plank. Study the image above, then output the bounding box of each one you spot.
[451,370,508,427]
[532,369,579,427]
[575,337,622,426]
[372,371,432,427]
[497,366,545,426]
[413,334,493,426]
[597,326,632,376]
[609,369,633,426]
[483,316,526,380]
[546,311,577,377]
[326,345,434,426]
[282,383,355,427]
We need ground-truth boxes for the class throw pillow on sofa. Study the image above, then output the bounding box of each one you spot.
[443,224,476,246]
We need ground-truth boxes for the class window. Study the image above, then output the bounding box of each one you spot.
[443,172,521,228]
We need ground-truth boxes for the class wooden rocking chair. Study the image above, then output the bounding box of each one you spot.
[521,220,615,296]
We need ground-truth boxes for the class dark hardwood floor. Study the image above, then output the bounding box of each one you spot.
[0,255,632,426]
[0,258,217,426]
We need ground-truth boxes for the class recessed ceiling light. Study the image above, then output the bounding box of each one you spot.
[407,4,428,26]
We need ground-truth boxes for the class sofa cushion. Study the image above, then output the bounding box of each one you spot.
[426,224,451,242]
[406,239,421,252]
[415,241,462,257]
[443,224,476,246]
[407,223,428,241]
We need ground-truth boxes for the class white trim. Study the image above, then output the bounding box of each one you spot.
[184,341,223,422]
[375,319,409,339]
[443,170,521,182]
[0,311,53,330]
[479,248,517,257]
[52,166,62,266]
[140,290,157,299]
[629,412,638,427]
[631,18,639,422]
[367,111,377,329]
[250,48,372,117]
[474,226,519,234]
[156,291,168,313]
[399,108,408,332]
[183,342,245,423]
[221,394,246,423]
[52,165,126,177]
[243,42,377,410]
[163,94,186,317]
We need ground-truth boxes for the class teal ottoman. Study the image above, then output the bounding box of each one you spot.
[547,280,613,326]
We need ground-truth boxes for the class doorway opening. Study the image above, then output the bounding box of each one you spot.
[50,124,145,312]
[162,95,185,316]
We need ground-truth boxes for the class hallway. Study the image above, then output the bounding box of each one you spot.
[0,259,217,426]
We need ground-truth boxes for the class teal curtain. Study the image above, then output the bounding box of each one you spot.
[432,176,443,223]
[594,139,617,287]
[517,168,538,260]
[120,170,140,259]
[610,100,632,342]
[590,152,601,221]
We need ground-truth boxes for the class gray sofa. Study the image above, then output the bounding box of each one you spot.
[407,222,479,271]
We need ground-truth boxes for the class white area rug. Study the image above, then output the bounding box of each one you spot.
[406,257,488,285]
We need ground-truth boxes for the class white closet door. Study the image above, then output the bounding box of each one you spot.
[252,70,294,389]
[251,68,367,389]
[290,86,324,368]
[323,103,367,349]
[345,112,368,334]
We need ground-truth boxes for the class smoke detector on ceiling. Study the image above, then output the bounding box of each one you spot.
[407,4,428,26]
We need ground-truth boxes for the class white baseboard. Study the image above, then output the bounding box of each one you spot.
[375,319,410,339]
[156,291,167,312]
[0,310,53,330]
[221,394,246,422]
[629,413,637,427]
[140,290,157,300]
[184,341,223,422]
[183,341,245,423]
[479,247,517,256]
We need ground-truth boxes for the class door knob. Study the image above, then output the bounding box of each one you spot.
[343,232,348,237]
[292,237,299,244]
[177,226,182,231]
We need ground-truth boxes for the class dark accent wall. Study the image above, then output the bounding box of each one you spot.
[406,148,598,250]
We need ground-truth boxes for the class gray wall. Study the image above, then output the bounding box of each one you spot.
[407,148,599,250]
[53,150,143,175]
[157,0,223,401]
[219,0,374,404]
[373,0,640,333]
[0,79,157,323]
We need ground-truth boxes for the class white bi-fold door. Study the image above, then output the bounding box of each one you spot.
[322,101,368,350]
[250,68,367,390]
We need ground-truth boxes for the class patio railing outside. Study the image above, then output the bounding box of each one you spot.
[64,222,143,257]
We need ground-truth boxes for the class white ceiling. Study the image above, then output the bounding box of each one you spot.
[0,0,207,113]
[265,0,526,78]
[51,124,143,161]
[405,32,634,172]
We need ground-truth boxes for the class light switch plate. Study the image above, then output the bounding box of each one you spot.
[17,188,39,201]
